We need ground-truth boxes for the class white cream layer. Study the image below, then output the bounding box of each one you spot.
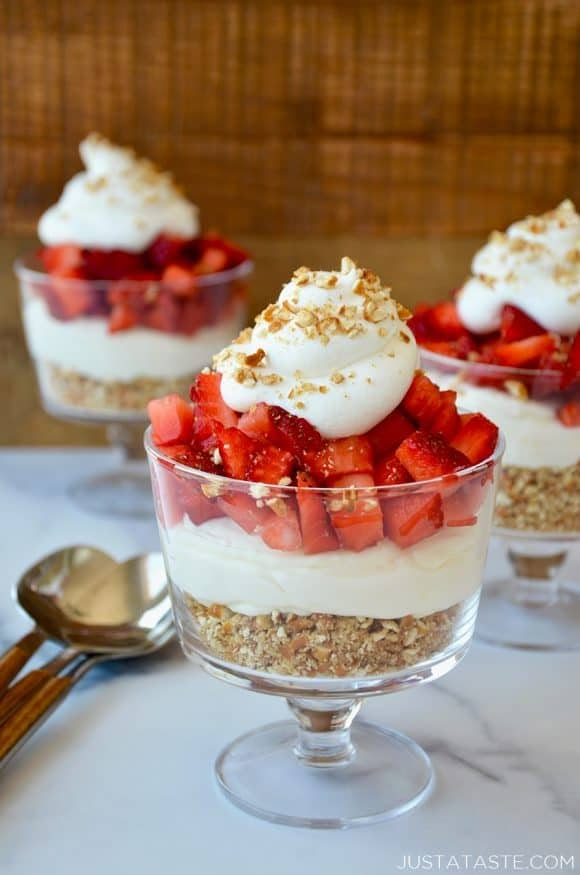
[457,200,580,336]
[23,296,244,382]
[38,133,199,252]
[429,372,579,469]
[216,257,418,439]
[162,514,488,619]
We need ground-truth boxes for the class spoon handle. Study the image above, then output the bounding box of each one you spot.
[0,628,46,695]
[0,648,80,726]
[0,656,100,769]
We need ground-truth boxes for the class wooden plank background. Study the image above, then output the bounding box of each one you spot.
[0,0,579,237]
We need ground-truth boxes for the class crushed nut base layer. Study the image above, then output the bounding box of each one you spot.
[41,363,193,413]
[186,596,458,677]
[495,464,580,533]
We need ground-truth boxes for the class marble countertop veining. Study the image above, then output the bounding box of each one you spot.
[0,448,578,874]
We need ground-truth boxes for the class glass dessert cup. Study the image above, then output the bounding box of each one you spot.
[15,254,252,517]
[146,428,502,829]
[421,348,580,651]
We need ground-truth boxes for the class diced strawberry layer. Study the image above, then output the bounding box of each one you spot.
[268,406,325,457]
[152,447,223,528]
[162,263,199,297]
[449,413,499,464]
[148,395,194,445]
[40,245,84,275]
[306,436,374,483]
[328,473,384,552]
[218,493,271,534]
[83,249,143,281]
[493,334,556,367]
[296,472,339,555]
[374,456,411,486]
[217,427,257,480]
[401,373,443,428]
[191,373,238,427]
[248,445,295,485]
[365,409,415,457]
[396,430,469,481]
[429,389,460,441]
[561,332,580,390]
[238,402,280,443]
[383,492,443,548]
[500,305,544,342]
[443,474,489,528]
[557,401,580,427]
[146,234,188,269]
[426,301,466,340]
[260,505,303,551]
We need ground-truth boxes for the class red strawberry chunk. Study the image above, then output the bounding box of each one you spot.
[296,472,339,555]
[83,249,144,281]
[500,304,545,342]
[328,473,384,552]
[561,332,580,390]
[48,274,95,320]
[374,456,411,486]
[162,263,199,297]
[144,291,181,333]
[148,394,194,445]
[248,445,295,485]
[401,374,443,428]
[429,390,460,441]
[147,234,188,269]
[109,301,138,333]
[218,493,271,534]
[268,406,325,457]
[217,427,257,480]
[396,430,470,481]
[152,447,223,528]
[557,401,580,427]
[449,413,499,464]
[41,245,84,275]
[260,505,303,552]
[306,436,374,483]
[238,402,281,443]
[493,334,556,367]
[196,246,229,274]
[365,408,415,457]
[383,492,443,548]
[443,474,489,528]
[191,373,238,428]
[427,301,465,340]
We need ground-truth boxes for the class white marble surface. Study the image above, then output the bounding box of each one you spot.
[0,448,579,874]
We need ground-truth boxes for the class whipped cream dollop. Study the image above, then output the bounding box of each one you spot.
[38,133,199,252]
[457,200,580,336]
[214,257,418,439]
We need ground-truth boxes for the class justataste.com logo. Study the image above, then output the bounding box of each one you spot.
[396,855,575,871]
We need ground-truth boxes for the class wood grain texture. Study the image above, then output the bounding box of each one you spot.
[0,0,578,235]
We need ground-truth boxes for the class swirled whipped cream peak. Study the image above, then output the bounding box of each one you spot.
[214,257,418,439]
[457,199,580,336]
[38,133,199,252]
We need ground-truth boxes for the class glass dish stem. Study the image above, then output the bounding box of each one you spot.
[288,698,361,768]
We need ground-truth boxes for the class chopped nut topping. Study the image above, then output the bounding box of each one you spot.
[330,371,345,384]
[244,348,266,367]
[250,483,271,499]
[265,497,288,517]
[504,380,529,400]
[234,367,257,386]
[211,447,222,465]
[233,327,252,345]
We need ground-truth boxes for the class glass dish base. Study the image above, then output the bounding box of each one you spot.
[68,465,153,518]
[477,579,580,651]
[216,719,434,829]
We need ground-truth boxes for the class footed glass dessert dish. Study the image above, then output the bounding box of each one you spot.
[16,254,251,517]
[146,428,502,828]
[422,350,580,651]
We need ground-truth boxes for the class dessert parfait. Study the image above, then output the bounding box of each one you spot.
[16,133,251,422]
[409,201,580,650]
[147,258,502,680]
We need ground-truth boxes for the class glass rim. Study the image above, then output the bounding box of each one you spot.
[13,250,254,288]
[144,425,505,495]
[420,346,564,381]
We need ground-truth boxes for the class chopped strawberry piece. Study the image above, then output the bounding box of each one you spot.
[248,445,295,485]
[427,301,465,340]
[407,310,431,343]
[260,505,303,551]
[493,334,556,367]
[383,492,443,548]
[144,291,181,333]
[306,436,374,483]
[162,263,199,297]
[500,304,545,342]
[238,402,282,444]
[217,427,257,480]
[109,301,138,332]
[181,297,205,335]
[218,493,271,534]
[429,390,460,441]
[374,456,411,486]
[449,413,499,464]
[443,474,489,528]
[401,373,443,428]
[557,401,580,427]
[152,447,223,528]
[365,408,415,457]
[41,244,84,275]
[196,246,229,274]
[83,249,144,281]
[148,394,194,445]
[296,472,339,554]
[47,274,95,320]
[396,430,469,481]
[147,234,188,269]
[191,373,238,428]
[191,409,222,451]
[268,406,325,457]
[328,473,384,552]
[561,332,580,390]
